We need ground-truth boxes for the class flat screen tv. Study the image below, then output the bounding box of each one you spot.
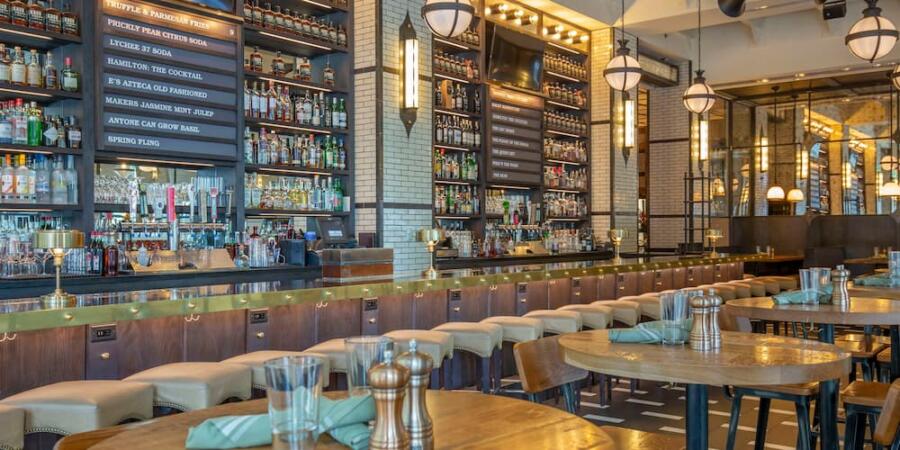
[487,26,545,93]
[181,0,235,13]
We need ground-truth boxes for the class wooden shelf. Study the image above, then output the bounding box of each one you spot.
[544,158,587,166]
[0,144,80,155]
[0,203,79,212]
[244,70,348,94]
[545,128,588,139]
[544,187,589,194]
[245,208,350,217]
[433,71,480,85]
[545,99,588,112]
[434,213,481,220]
[0,84,81,101]
[546,216,588,221]
[434,178,478,185]
[433,143,480,152]
[246,164,348,177]
[244,24,349,57]
[245,117,350,135]
[94,203,233,215]
[434,108,481,119]
[543,70,588,84]
[433,37,481,52]
[0,23,81,49]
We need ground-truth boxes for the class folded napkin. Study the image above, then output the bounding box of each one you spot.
[185,394,375,450]
[854,273,893,287]
[609,320,692,344]
[772,285,833,305]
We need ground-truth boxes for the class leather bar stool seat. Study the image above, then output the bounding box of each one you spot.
[835,336,889,382]
[481,316,543,343]
[618,295,661,320]
[124,362,251,412]
[557,304,613,329]
[0,381,153,437]
[843,380,891,408]
[735,279,768,297]
[725,281,753,299]
[382,330,454,368]
[0,404,24,450]
[697,284,737,301]
[591,300,641,326]
[768,276,799,291]
[842,380,892,450]
[753,277,784,295]
[222,350,332,390]
[523,309,582,335]
[304,338,350,374]
[432,322,503,393]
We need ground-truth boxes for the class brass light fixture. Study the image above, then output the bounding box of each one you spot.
[683,0,716,115]
[705,229,723,258]
[400,13,419,135]
[417,228,445,279]
[604,0,641,92]
[608,229,625,262]
[422,0,474,39]
[33,229,84,308]
[846,0,898,63]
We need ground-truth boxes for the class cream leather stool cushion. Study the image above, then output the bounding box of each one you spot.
[697,284,737,301]
[767,276,798,291]
[382,330,454,368]
[481,316,543,343]
[0,405,23,450]
[304,338,349,373]
[738,279,768,297]
[1,381,152,436]
[592,300,642,326]
[432,322,503,358]
[753,277,782,295]
[124,362,251,412]
[222,351,331,389]
[725,281,752,298]
[523,309,582,334]
[558,304,613,329]
[619,295,661,320]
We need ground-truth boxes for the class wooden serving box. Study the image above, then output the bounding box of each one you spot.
[321,248,394,281]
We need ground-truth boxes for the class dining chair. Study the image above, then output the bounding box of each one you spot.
[873,379,900,450]
[512,335,588,413]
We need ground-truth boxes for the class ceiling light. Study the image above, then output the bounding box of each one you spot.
[683,1,715,114]
[604,0,641,92]
[759,78,769,83]
[766,186,786,201]
[423,0,475,39]
[881,181,900,197]
[786,188,805,203]
[846,0,898,63]
[882,155,898,171]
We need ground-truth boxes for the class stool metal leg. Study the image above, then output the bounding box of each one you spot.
[561,383,577,414]
[479,355,491,394]
[754,397,771,450]
[795,397,812,450]
[725,391,743,450]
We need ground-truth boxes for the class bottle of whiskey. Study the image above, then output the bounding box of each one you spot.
[323,60,335,87]
[0,0,10,23]
[43,52,57,89]
[60,1,77,35]
[271,51,286,77]
[26,0,42,30]
[44,0,60,33]
[9,0,25,26]
[249,46,262,72]
[26,49,41,88]
[10,47,25,86]
[0,44,9,84]
[61,56,78,92]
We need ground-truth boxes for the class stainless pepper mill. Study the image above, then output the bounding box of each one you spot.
[689,294,712,351]
[707,289,722,350]
[397,339,434,450]
[832,264,851,307]
[368,349,411,450]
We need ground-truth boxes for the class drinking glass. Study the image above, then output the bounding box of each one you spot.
[811,267,831,291]
[264,355,324,450]
[890,251,900,287]
[660,291,690,345]
[345,336,393,396]
[799,269,819,304]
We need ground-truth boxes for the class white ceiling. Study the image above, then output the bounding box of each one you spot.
[551,0,900,86]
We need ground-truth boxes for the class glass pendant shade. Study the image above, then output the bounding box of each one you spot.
[683,73,716,114]
[881,155,898,171]
[423,0,474,39]
[766,185,786,201]
[881,181,900,197]
[604,42,642,92]
[893,65,900,90]
[846,2,898,63]
[786,188,805,203]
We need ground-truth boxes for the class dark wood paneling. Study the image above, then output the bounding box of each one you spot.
[0,326,86,397]
[86,324,118,380]
[361,298,379,335]
[547,279,571,309]
[598,274,615,299]
[700,265,715,285]
[268,303,317,351]
[685,267,701,287]
[655,269,673,291]
[413,290,448,330]
[524,280,549,312]
[376,294,415,333]
[185,310,247,362]
[452,286,490,322]
[672,267,688,289]
[714,264,728,283]
[317,299,361,342]
[116,316,184,378]
[615,272,638,297]
[246,308,269,353]
[637,270,654,294]
[489,284,517,316]
[576,276,598,303]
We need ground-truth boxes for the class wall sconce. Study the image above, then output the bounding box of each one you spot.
[624,98,635,149]
[692,116,708,162]
[843,161,853,189]
[796,148,809,179]
[758,136,769,173]
[399,13,418,135]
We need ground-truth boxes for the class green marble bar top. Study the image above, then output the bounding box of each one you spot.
[0,254,758,333]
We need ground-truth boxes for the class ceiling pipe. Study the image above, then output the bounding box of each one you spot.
[718,0,746,17]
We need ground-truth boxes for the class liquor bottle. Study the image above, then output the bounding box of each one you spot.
[61,56,79,92]
[271,50,286,76]
[34,154,48,203]
[329,97,338,128]
[60,1,77,36]
[43,114,58,146]
[10,47,24,86]
[338,98,346,128]
[297,56,311,81]
[0,0,9,23]
[26,101,41,145]
[242,0,252,19]
[0,154,12,203]
[26,49,41,88]
[50,155,65,204]
[242,80,251,117]
[65,115,80,149]
[9,0,24,26]
[251,0,262,25]
[13,99,25,144]
[0,45,8,84]
[265,80,277,120]
[323,60,335,87]
[249,46,263,72]
[43,51,57,89]
[26,0,42,29]
[262,3,275,28]
[64,153,76,204]
[15,154,31,203]
[337,25,347,47]
[258,81,268,119]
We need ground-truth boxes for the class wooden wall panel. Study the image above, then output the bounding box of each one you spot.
[0,326,86,397]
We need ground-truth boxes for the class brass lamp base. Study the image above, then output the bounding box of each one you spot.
[422,266,439,279]
[41,290,76,309]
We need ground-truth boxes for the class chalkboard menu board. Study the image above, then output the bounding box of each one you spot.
[98,0,240,160]
[486,86,544,186]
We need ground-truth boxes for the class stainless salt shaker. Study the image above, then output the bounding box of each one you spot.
[832,264,850,307]
[689,294,712,352]
[707,289,722,350]
[397,339,434,450]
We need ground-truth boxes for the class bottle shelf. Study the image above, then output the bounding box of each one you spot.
[546,216,588,222]
[544,128,587,139]
[0,23,81,50]
[434,108,481,119]
[244,70,348,94]
[544,187,588,194]
[0,84,81,101]
[434,213,481,220]
[94,203,233,215]
[434,178,478,186]
[433,37,480,52]
[544,158,587,166]
[0,144,80,155]
[433,71,480,85]
[542,70,587,84]
[245,117,350,135]
[244,24,349,57]
[433,143,480,152]
[0,202,79,212]
[545,99,587,112]
[244,208,350,217]
[246,163,348,177]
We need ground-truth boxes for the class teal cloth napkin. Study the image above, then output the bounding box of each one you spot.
[855,273,893,287]
[772,285,833,304]
[185,394,375,450]
[609,320,692,344]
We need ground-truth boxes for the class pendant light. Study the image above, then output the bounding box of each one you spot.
[846,0,898,63]
[604,0,641,92]
[882,78,900,197]
[786,188,805,203]
[683,1,716,114]
[422,0,474,39]
[767,87,785,201]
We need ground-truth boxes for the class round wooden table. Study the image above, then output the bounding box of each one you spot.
[848,283,900,300]
[559,330,851,450]
[57,391,614,450]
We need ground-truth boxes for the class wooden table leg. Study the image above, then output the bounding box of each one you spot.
[685,383,708,450]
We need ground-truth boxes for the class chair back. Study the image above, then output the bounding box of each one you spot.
[513,335,588,394]
[874,379,900,446]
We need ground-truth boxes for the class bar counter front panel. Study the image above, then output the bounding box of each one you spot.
[0,255,750,397]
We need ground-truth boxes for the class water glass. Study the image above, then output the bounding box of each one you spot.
[890,251,900,287]
[660,291,690,345]
[811,267,831,289]
[345,336,393,396]
[264,355,325,450]
[799,269,819,304]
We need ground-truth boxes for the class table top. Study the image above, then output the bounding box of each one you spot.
[726,297,900,325]
[844,256,888,265]
[750,255,805,263]
[849,284,900,300]
[56,391,614,450]
[559,330,850,386]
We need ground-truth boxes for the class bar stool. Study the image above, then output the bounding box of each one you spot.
[382,330,454,389]
[842,380,891,450]
[303,338,350,389]
[557,304,613,329]
[725,383,818,450]
[734,279,768,297]
[834,334,889,382]
[0,380,153,448]
[753,277,784,295]
[481,316,543,383]
[697,284,737,301]
[618,295,661,320]
[725,281,753,299]
[523,309,582,335]
[591,299,642,326]
[0,405,23,450]
[878,347,891,382]
[222,350,332,395]
[124,362,251,414]
[432,322,503,393]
